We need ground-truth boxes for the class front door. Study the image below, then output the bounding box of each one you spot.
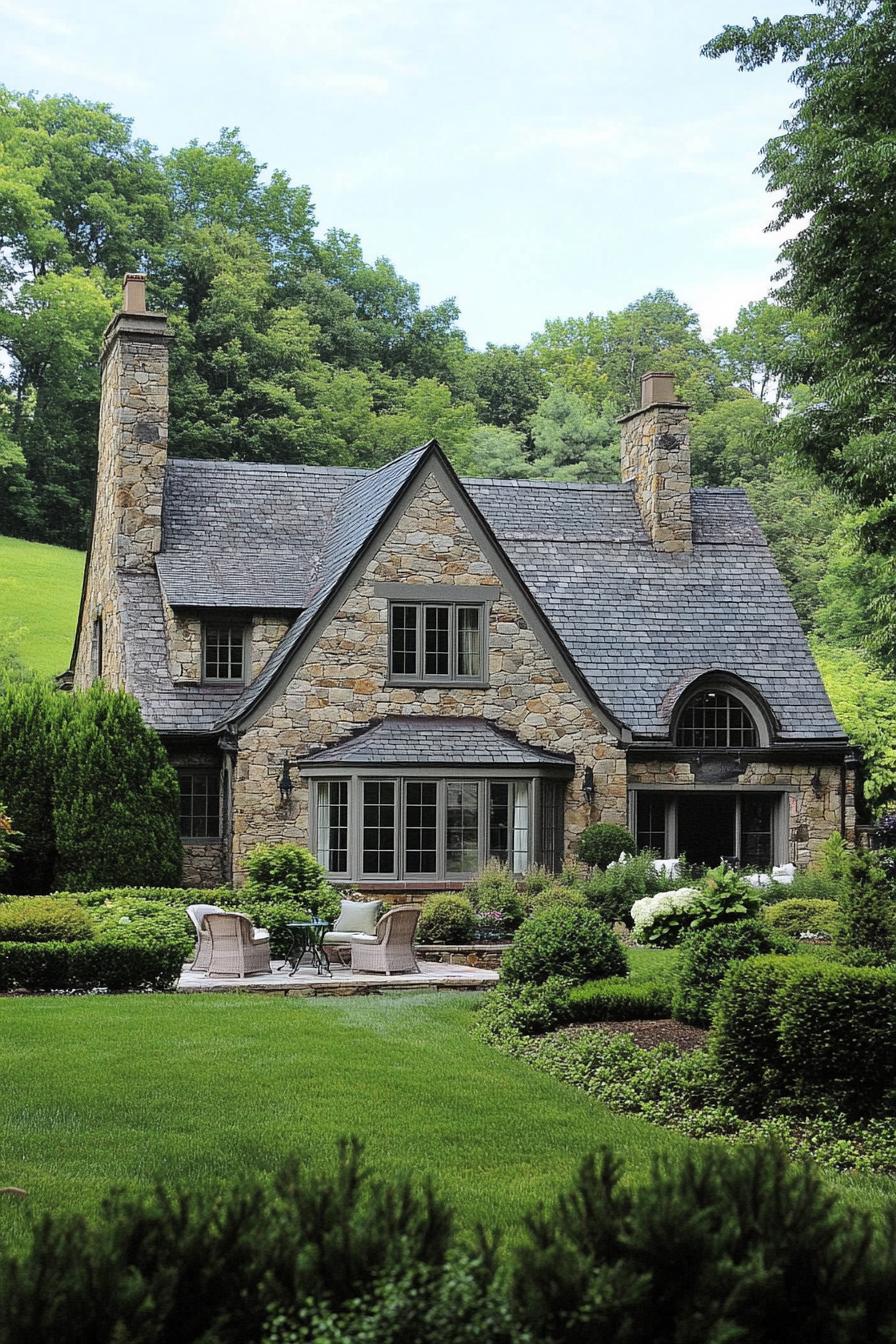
[676,792,737,867]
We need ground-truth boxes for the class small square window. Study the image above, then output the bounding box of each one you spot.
[203,624,245,683]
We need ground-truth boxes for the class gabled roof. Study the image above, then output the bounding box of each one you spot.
[115,441,846,745]
[301,716,575,769]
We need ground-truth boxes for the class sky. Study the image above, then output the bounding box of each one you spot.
[1,0,801,349]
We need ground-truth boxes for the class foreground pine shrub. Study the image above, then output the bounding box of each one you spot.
[2,1142,895,1344]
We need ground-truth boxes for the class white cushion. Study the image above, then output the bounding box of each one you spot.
[252,928,269,942]
[333,899,382,935]
[323,930,366,945]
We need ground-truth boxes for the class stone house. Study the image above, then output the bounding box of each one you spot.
[68,275,859,891]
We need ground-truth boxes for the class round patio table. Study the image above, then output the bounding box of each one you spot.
[285,920,332,977]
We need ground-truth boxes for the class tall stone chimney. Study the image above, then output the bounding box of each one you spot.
[96,273,173,572]
[618,371,692,554]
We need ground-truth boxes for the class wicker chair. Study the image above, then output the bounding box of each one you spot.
[186,903,225,972]
[204,911,272,978]
[350,907,420,976]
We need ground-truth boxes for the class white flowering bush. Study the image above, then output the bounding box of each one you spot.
[631,887,700,947]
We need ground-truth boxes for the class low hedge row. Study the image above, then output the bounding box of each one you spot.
[713,955,896,1118]
[567,977,673,1021]
[0,934,186,993]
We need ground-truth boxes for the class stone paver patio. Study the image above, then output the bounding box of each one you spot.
[177,960,498,997]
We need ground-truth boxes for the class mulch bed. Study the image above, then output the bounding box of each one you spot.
[559,1018,709,1053]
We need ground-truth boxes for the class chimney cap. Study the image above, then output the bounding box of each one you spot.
[640,371,677,407]
[122,273,147,314]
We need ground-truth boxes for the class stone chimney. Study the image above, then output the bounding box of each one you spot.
[96,273,173,571]
[618,372,692,554]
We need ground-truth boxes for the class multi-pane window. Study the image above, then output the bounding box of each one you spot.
[741,795,774,868]
[635,792,667,854]
[388,602,485,683]
[404,781,438,874]
[362,781,396,875]
[311,775,545,880]
[390,606,418,677]
[203,623,245,683]
[178,769,221,839]
[675,691,758,748]
[446,782,480,873]
[316,780,349,874]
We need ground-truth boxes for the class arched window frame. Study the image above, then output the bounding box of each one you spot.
[671,678,773,750]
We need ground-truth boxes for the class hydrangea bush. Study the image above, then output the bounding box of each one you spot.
[631,888,700,946]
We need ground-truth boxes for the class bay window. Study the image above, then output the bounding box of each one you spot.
[308,773,566,882]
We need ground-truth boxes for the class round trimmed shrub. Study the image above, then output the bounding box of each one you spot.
[673,918,788,1026]
[417,894,477,944]
[0,896,94,943]
[763,898,840,940]
[576,823,636,870]
[501,906,627,986]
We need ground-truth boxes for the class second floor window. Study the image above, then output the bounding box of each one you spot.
[389,602,484,684]
[203,623,245,683]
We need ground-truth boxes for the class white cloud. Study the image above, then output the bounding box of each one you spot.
[4,38,151,94]
[0,0,71,35]
[289,70,391,96]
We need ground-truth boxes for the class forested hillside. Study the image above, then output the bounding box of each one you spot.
[1,76,895,807]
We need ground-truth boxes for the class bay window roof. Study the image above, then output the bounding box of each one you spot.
[301,716,575,771]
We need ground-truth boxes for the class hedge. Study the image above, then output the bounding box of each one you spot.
[713,955,896,1117]
[0,934,185,993]
[567,977,673,1021]
[763,897,840,940]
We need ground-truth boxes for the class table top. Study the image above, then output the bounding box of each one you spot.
[286,919,331,928]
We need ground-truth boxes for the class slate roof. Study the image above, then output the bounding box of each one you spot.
[121,443,845,744]
[302,717,576,768]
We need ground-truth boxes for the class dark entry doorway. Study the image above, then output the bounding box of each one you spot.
[676,792,736,867]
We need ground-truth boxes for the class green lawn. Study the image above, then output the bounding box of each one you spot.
[0,992,689,1246]
[0,534,84,678]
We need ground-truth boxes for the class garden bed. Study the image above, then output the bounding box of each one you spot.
[559,1018,708,1052]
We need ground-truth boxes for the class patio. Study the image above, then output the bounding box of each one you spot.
[177,959,498,996]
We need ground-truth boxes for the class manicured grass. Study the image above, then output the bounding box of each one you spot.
[0,992,689,1246]
[0,534,84,678]
[626,944,679,985]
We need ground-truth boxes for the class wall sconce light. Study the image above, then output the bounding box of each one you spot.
[583,766,595,805]
[810,769,823,800]
[278,758,294,804]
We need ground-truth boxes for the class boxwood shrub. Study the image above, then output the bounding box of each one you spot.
[417,894,477,944]
[576,822,636,869]
[673,919,789,1026]
[713,955,896,1117]
[763,897,840,940]
[501,906,627,986]
[0,896,94,943]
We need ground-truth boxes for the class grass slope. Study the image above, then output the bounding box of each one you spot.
[0,535,84,678]
[0,992,688,1246]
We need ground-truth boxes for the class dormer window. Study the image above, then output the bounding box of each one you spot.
[675,690,759,749]
[203,622,246,684]
[388,601,485,686]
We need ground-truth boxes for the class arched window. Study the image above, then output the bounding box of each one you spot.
[675,689,759,748]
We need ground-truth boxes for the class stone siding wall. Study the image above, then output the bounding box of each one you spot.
[620,402,692,553]
[231,474,626,879]
[182,841,227,888]
[628,758,854,867]
[250,616,292,679]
